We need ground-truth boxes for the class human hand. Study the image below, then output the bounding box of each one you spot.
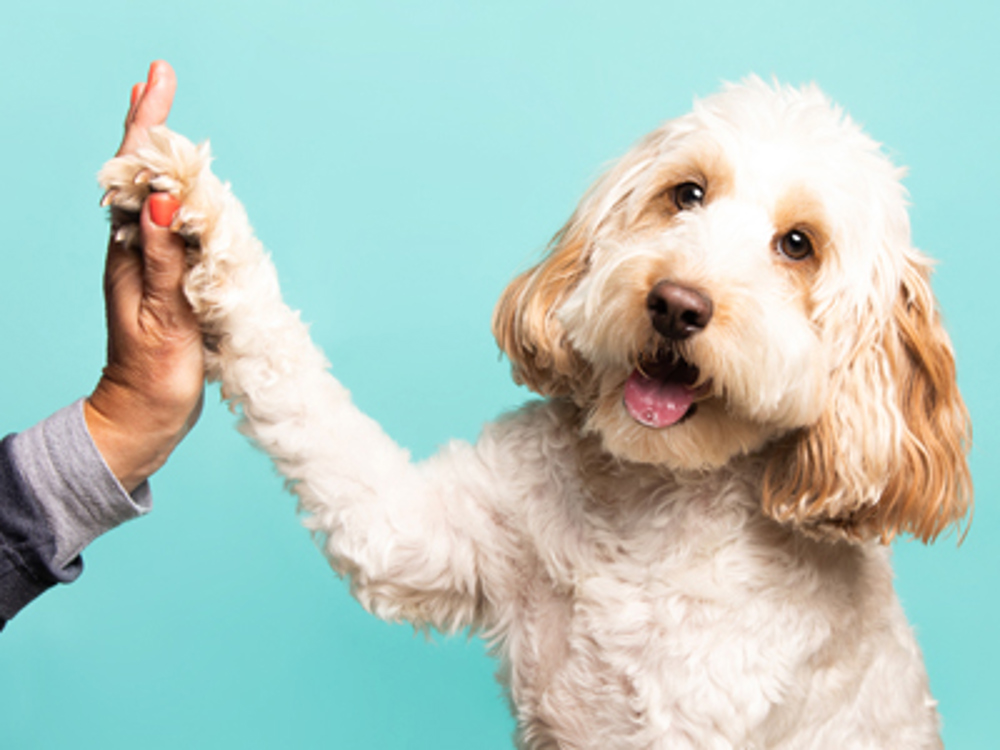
[85,61,204,493]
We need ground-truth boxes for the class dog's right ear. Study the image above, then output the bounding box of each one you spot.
[492,221,590,397]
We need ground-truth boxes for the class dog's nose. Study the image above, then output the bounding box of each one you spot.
[646,281,713,340]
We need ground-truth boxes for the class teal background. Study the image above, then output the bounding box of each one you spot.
[0,1,996,747]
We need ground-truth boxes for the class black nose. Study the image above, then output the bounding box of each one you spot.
[646,281,713,340]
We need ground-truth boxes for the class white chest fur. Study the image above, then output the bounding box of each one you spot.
[482,410,930,748]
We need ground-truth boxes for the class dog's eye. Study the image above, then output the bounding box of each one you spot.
[778,229,814,261]
[673,182,705,211]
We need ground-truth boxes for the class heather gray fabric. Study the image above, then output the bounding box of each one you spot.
[9,400,151,568]
[0,400,152,626]
[0,433,76,623]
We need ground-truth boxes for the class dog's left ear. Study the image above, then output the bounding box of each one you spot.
[762,254,972,543]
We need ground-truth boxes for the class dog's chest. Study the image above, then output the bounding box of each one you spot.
[500,476,850,748]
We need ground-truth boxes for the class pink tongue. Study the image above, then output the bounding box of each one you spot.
[623,370,695,428]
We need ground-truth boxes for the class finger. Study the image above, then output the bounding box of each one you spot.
[123,82,146,128]
[103,234,145,340]
[118,60,177,157]
[139,194,189,307]
[131,60,176,130]
[148,191,181,229]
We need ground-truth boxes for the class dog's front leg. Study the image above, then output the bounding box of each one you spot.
[99,128,519,633]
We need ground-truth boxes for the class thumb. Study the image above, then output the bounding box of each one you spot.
[140,193,188,305]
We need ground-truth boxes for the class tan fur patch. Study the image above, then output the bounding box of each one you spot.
[772,186,829,311]
[762,258,972,543]
[492,221,592,397]
[633,144,736,230]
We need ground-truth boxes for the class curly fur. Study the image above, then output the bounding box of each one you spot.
[100,77,970,749]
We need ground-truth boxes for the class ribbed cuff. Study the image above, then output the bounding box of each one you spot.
[8,400,152,569]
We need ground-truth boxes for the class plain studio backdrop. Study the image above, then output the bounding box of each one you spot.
[0,1,996,747]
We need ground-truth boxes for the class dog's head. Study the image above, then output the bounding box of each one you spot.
[493,78,971,543]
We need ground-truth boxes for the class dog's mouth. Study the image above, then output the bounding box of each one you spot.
[623,354,712,428]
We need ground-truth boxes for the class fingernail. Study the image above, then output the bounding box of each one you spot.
[130,83,143,107]
[149,192,181,227]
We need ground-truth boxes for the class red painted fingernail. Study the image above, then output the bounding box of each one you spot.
[149,193,181,227]
[130,83,142,107]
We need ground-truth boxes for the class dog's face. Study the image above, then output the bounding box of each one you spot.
[494,78,971,542]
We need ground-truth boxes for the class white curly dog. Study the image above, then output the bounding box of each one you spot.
[101,78,971,749]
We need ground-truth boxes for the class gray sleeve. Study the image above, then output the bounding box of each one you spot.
[7,399,152,570]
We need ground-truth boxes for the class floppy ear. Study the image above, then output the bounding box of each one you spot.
[492,220,591,397]
[762,256,972,543]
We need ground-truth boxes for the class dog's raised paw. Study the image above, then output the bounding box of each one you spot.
[99,126,213,247]
[99,125,281,385]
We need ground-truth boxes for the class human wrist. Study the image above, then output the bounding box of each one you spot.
[85,377,194,493]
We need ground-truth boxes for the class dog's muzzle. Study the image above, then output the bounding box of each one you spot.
[622,282,714,429]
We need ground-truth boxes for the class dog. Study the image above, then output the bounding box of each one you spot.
[100,77,971,749]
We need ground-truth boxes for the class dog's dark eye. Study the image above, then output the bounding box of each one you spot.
[673,182,705,211]
[778,230,814,261]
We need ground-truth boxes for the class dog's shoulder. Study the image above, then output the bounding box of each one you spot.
[475,398,586,479]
